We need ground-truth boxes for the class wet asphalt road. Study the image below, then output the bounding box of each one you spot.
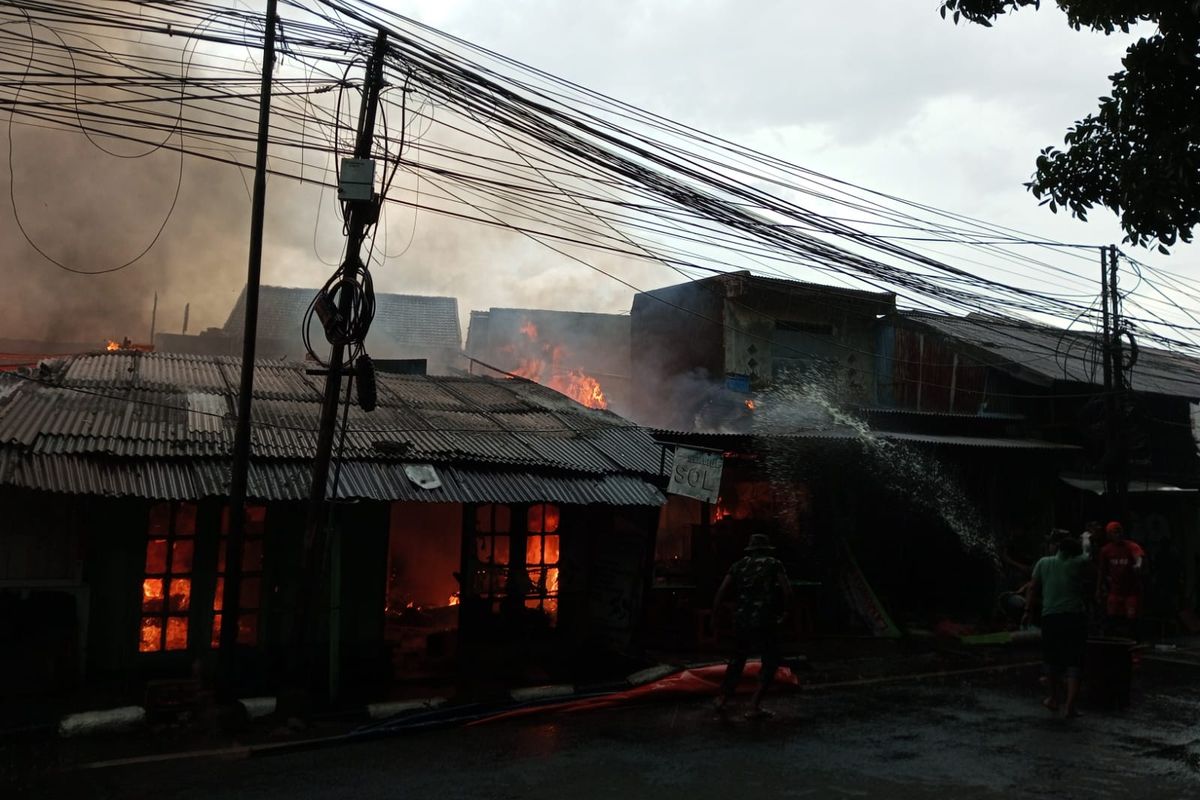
[57,665,1200,799]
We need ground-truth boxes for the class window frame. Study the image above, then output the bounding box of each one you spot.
[139,501,197,653]
[524,504,561,621]
[212,504,267,648]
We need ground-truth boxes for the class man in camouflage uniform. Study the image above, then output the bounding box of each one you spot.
[713,533,792,718]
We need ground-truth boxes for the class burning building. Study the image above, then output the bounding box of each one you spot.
[465,307,630,414]
[630,273,1192,644]
[630,271,896,430]
[0,351,665,702]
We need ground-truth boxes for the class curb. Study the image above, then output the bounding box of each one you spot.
[59,706,145,739]
[55,696,280,739]
[365,697,446,720]
[52,651,1049,741]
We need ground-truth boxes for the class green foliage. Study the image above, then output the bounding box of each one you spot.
[939,1,1200,250]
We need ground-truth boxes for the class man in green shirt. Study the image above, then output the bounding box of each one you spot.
[1024,533,1090,718]
[713,533,792,719]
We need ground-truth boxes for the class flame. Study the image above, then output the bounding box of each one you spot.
[508,318,608,409]
[548,371,608,410]
[140,617,162,652]
[448,593,460,606]
[104,338,154,353]
[745,399,756,411]
[712,497,732,522]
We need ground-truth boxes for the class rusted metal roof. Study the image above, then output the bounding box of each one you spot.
[0,352,664,506]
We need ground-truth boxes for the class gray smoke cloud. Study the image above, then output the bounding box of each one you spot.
[0,3,661,347]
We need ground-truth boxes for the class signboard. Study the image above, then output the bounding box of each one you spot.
[667,446,724,504]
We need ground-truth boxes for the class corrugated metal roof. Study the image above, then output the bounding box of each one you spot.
[902,311,1200,399]
[652,428,1079,451]
[0,351,663,506]
[0,453,663,505]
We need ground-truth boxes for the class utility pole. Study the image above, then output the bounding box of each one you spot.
[290,30,388,707]
[219,0,279,694]
[1100,245,1129,521]
[1108,244,1129,521]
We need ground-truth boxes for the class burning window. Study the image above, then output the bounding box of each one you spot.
[525,504,561,623]
[212,505,266,647]
[140,502,196,653]
[473,504,511,610]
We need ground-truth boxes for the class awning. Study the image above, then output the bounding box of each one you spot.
[654,429,1081,451]
[0,452,666,506]
[1059,475,1199,495]
[879,432,1080,450]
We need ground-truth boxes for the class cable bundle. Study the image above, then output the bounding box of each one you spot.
[3,0,1200,364]
[303,252,375,364]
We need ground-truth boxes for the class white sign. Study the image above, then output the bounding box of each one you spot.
[667,447,723,504]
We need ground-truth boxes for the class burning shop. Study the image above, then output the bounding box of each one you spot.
[646,402,1082,647]
[0,351,665,703]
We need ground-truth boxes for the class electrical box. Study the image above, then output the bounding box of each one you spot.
[338,157,376,201]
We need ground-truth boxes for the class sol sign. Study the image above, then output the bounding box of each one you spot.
[667,447,723,504]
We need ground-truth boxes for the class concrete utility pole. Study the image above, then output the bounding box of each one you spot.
[291,30,389,706]
[1101,245,1129,521]
[1108,244,1129,521]
[220,0,279,693]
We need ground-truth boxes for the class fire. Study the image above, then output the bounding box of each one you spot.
[509,318,608,409]
[103,338,154,353]
[745,399,756,411]
[548,370,608,410]
[448,593,460,606]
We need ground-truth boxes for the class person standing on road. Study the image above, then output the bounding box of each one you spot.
[1097,521,1145,640]
[713,533,792,719]
[1081,520,1103,558]
[1024,533,1090,719]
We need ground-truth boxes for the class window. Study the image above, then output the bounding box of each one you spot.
[472,504,511,610]
[212,505,266,647]
[140,502,196,652]
[525,504,560,622]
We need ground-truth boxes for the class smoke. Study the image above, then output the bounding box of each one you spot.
[0,5,669,347]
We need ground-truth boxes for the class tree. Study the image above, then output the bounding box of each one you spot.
[940,1,1200,252]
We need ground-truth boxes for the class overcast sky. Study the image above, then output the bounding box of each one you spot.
[4,0,1184,342]
[393,0,1137,244]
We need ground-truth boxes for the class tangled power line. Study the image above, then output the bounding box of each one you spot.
[1,0,1200,365]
